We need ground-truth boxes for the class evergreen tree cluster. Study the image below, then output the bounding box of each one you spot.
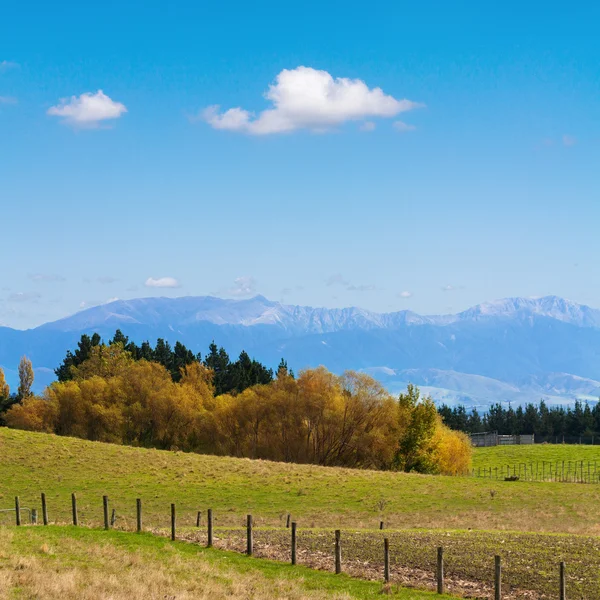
[203,342,278,395]
[55,330,277,394]
[438,399,600,440]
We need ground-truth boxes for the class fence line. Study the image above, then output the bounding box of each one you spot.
[472,459,600,483]
[2,490,577,598]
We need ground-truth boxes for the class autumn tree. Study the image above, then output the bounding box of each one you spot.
[7,348,472,475]
[17,356,34,400]
[0,367,16,425]
[395,384,441,473]
[0,368,9,401]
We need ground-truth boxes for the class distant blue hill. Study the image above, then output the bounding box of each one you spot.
[2,294,600,407]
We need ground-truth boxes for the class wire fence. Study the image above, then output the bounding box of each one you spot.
[472,460,600,483]
[4,491,579,599]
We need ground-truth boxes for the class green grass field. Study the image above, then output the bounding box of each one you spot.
[0,526,454,599]
[2,428,600,534]
[473,443,600,470]
[2,428,600,598]
[472,444,600,483]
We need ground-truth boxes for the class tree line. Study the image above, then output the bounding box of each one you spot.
[55,330,276,392]
[1,332,471,475]
[438,399,600,440]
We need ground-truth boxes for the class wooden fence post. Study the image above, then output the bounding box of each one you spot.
[207,509,213,547]
[494,555,501,600]
[136,499,142,533]
[286,514,291,528]
[437,546,444,594]
[14,497,20,526]
[196,511,201,527]
[103,495,109,530]
[171,503,176,541]
[380,521,384,530]
[560,561,566,600]
[384,538,390,583]
[291,521,297,565]
[71,493,78,526]
[41,492,48,526]
[246,514,253,556]
[111,508,116,527]
[31,509,38,525]
[335,530,342,574]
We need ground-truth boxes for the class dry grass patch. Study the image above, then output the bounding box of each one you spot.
[0,527,455,600]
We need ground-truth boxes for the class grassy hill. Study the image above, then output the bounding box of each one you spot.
[1,428,599,534]
[2,428,600,598]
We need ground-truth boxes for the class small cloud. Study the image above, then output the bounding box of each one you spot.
[360,121,376,132]
[441,284,464,292]
[326,273,350,287]
[47,90,127,128]
[0,96,17,105]
[326,273,374,292]
[97,276,118,284]
[398,291,413,298]
[79,297,119,310]
[562,134,577,147]
[201,66,423,135]
[145,277,181,289]
[0,61,19,72]
[393,121,416,133]
[28,273,66,283]
[228,276,257,297]
[281,287,293,296]
[347,284,376,292]
[8,292,41,303]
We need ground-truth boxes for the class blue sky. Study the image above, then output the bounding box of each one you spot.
[1,1,600,329]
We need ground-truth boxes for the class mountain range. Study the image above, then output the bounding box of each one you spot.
[2,294,600,407]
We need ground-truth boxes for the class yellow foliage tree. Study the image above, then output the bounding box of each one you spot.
[17,356,34,399]
[5,395,57,432]
[5,348,472,474]
[0,367,9,400]
[431,422,473,475]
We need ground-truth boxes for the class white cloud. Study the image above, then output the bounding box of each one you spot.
[145,277,181,289]
[80,297,120,310]
[360,121,376,132]
[347,284,376,292]
[8,292,41,303]
[398,291,413,298]
[393,121,416,133]
[326,273,375,292]
[326,273,350,287]
[562,134,577,147]
[228,276,257,297]
[441,284,463,292]
[0,96,17,105]
[203,66,422,135]
[47,90,127,127]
